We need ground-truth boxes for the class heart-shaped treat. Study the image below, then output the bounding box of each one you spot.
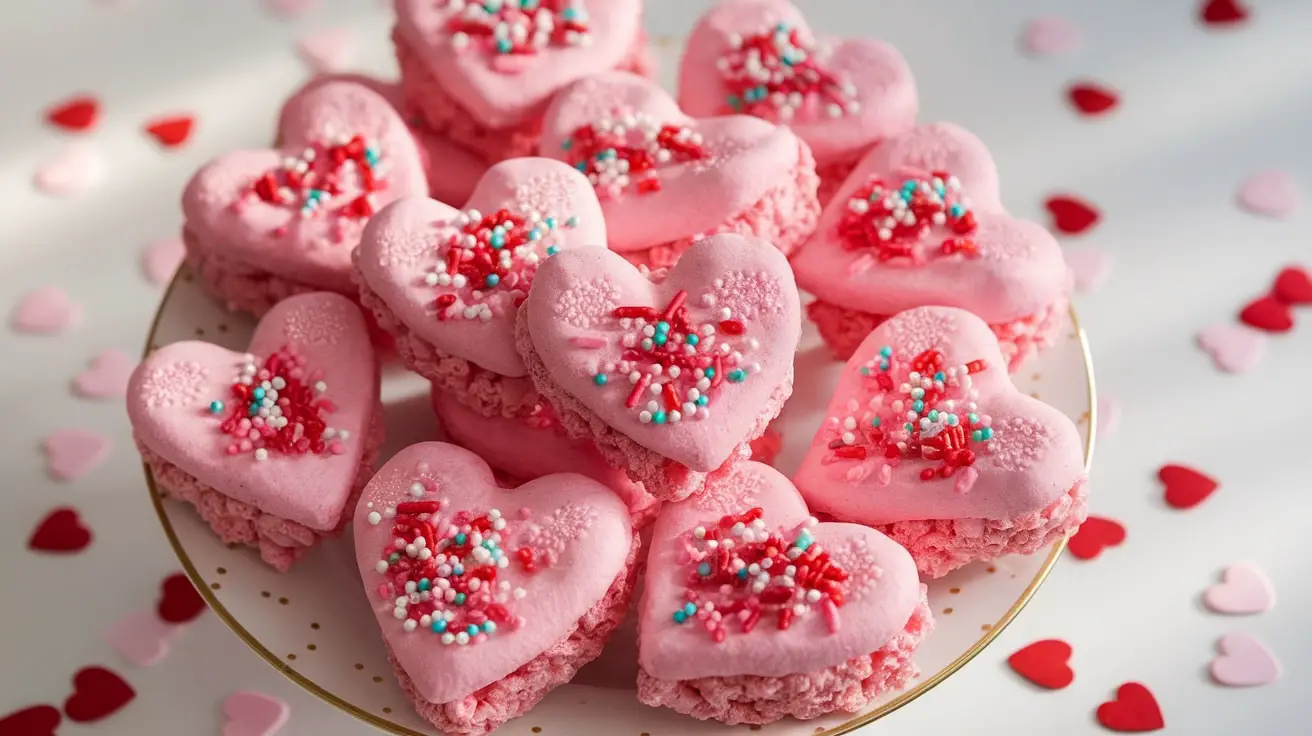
[793,306,1088,577]
[540,71,820,266]
[678,0,916,190]
[352,442,637,735]
[127,293,382,571]
[637,461,930,725]
[182,81,426,315]
[355,157,605,417]
[517,234,801,501]
[793,123,1068,369]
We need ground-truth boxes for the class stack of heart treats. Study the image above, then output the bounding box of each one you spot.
[125,1,1090,733]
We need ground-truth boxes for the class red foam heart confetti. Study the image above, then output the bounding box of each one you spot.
[144,115,195,148]
[1068,516,1125,560]
[1067,82,1119,116]
[0,705,61,736]
[1008,639,1075,689]
[1200,0,1250,26]
[1158,463,1218,510]
[1238,295,1294,333]
[1273,266,1312,305]
[28,507,93,553]
[1096,682,1165,732]
[1045,195,1101,235]
[63,667,136,723]
[157,573,206,624]
[45,95,101,132]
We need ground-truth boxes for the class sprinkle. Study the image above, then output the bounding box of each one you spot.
[210,348,342,461]
[441,0,591,56]
[562,112,706,199]
[718,22,859,122]
[247,134,384,239]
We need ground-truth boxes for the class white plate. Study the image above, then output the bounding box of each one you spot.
[142,265,1095,736]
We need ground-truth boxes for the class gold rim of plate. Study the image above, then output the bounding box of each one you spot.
[141,268,1097,736]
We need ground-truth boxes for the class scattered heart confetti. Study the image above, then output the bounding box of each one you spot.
[45,95,101,132]
[157,573,206,624]
[64,667,135,723]
[223,691,290,736]
[297,28,356,73]
[28,507,94,553]
[42,428,111,481]
[144,114,195,148]
[1158,463,1218,510]
[264,0,318,18]
[1007,639,1075,689]
[107,610,181,667]
[1068,516,1126,560]
[10,286,82,334]
[1196,323,1266,374]
[1044,195,1101,235]
[1200,0,1251,26]
[1067,82,1120,116]
[1096,395,1122,439]
[1065,247,1114,293]
[1020,16,1082,56]
[0,705,61,736]
[1096,682,1165,732]
[1238,295,1294,333]
[34,143,105,196]
[1272,266,1312,305]
[1210,633,1280,687]
[141,236,184,286]
[1204,563,1276,614]
[74,349,137,399]
[1237,170,1300,218]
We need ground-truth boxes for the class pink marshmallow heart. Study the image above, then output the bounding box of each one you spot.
[74,349,138,399]
[141,236,185,286]
[126,293,379,531]
[106,610,181,667]
[1020,16,1083,56]
[1210,633,1281,687]
[181,81,426,295]
[297,28,356,73]
[10,286,82,334]
[222,691,289,736]
[43,429,111,482]
[677,0,917,168]
[1204,564,1276,614]
[1237,170,1300,218]
[1196,322,1266,374]
[540,71,809,253]
[34,142,105,196]
[351,443,635,728]
[1065,247,1114,294]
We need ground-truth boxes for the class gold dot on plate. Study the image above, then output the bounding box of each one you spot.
[216,567,227,575]
[987,566,997,574]
[307,644,317,651]
[382,707,393,714]
[1030,373,1042,382]
[949,587,961,594]
[194,327,205,337]
[311,622,321,630]
[209,582,220,590]
[278,597,289,605]
[981,624,993,632]
[750,726,763,732]
[261,591,271,598]
[217,323,229,333]
[287,653,297,661]
[182,272,194,283]
[372,676,384,684]
[354,663,364,671]
[532,729,543,734]
[1028,392,1041,400]
[943,607,954,615]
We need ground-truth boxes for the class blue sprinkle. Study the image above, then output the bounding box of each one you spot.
[913,400,924,413]
[431,619,447,633]
[947,414,959,426]
[209,400,224,414]
[561,139,573,151]
[935,371,946,382]
[574,161,588,172]
[704,367,716,378]
[726,94,742,110]
[454,593,467,605]
[544,216,558,229]
[253,387,266,400]
[653,333,668,346]
[496,38,513,53]
[697,561,711,576]
[594,373,608,386]
[248,403,259,417]
[455,533,467,545]
[971,430,983,442]
[655,321,670,333]
[737,567,749,579]
[981,427,994,440]
[466,625,480,637]
[484,621,498,634]
[950,204,965,218]
[490,232,506,249]
[365,147,381,167]
[565,216,579,228]
[928,410,940,421]
[653,411,667,424]
[561,6,578,19]
[859,366,871,375]
[686,334,699,346]
[683,602,697,616]
[696,395,709,407]
[485,274,500,288]
[528,228,542,241]
[879,360,890,371]
[546,245,560,256]
[673,610,687,624]
[969,413,979,423]
[418,578,431,591]
[880,346,893,357]
[728,369,747,383]
[452,565,464,576]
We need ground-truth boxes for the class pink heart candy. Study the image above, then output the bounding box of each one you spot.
[1196,323,1266,374]
[1210,632,1281,687]
[106,610,181,667]
[43,429,111,482]
[1204,564,1276,614]
[1237,170,1301,218]
[74,349,138,399]
[1020,16,1083,56]
[10,286,82,334]
[297,28,356,73]
[222,691,289,736]
[34,143,105,196]
[1066,247,1114,294]
[141,236,184,286]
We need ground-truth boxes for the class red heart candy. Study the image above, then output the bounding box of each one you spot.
[1067,82,1119,116]
[1068,516,1125,560]
[64,667,136,723]
[1238,295,1294,333]
[46,95,100,132]
[1045,195,1101,235]
[156,573,206,624]
[1273,266,1312,305]
[1096,682,1165,732]
[1008,639,1074,689]
[0,705,61,736]
[144,115,195,148]
[1158,463,1218,510]
[1200,0,1250,26]
[28,507,93,553]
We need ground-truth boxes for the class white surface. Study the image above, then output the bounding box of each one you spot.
[0,1,1308,735]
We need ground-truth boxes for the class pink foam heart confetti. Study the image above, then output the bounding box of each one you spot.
[297,28,356,73]
[33,143,105,196]
[1196,323,1266,374]
[264,0,317,19]
[1237,170,1300,218]
[1210,632,1281,687]
[222,691,289,736]
[1204,563,1275,614]
[1066,247,1114,294]
[74,349,137,399]
[10,286,82,334]
[106,610,182,667]
[1096,394,1121,439]
[1020,15,1082,56]
[141,236,184,286]
[42,429,111,482]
